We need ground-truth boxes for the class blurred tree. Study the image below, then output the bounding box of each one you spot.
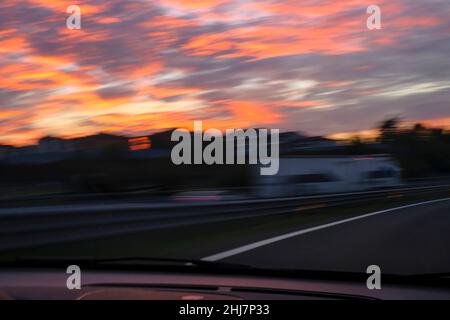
[379,117,400,145]
[348,136,369,154]
[376,118,450,177]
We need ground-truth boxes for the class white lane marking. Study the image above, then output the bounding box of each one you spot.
[201,197,450,262]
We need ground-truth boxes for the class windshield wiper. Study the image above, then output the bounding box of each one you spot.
[6,257,450,286]
[402,272,450,280]
[3,256,252,271]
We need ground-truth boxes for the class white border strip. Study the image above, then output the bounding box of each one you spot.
[201,197,450,262]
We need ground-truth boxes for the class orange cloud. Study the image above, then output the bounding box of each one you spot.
[0,110,24,119]
[183,21,367,60]
[26,0,103,14]
[328,129,380,141]
[161,0,229,10]
[219,100,281,127]
[421,118,450,129]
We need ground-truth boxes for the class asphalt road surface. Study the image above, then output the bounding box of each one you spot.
[203,198,450,275]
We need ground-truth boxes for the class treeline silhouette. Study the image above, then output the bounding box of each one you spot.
[1,119,450,199]
[350,118,450,178]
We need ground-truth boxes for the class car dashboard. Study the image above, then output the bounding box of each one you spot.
[1,268,450,300]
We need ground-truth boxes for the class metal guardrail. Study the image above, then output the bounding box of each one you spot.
[1,184,449,252]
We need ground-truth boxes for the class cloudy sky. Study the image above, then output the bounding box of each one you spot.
[1,0,450,145]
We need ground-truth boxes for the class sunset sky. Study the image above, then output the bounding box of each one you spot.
[1,0,450,146]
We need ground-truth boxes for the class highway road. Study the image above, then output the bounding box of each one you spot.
[202,198,450,275]
[2,190,450,278]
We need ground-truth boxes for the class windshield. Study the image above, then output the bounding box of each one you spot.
[1,0,450,286]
